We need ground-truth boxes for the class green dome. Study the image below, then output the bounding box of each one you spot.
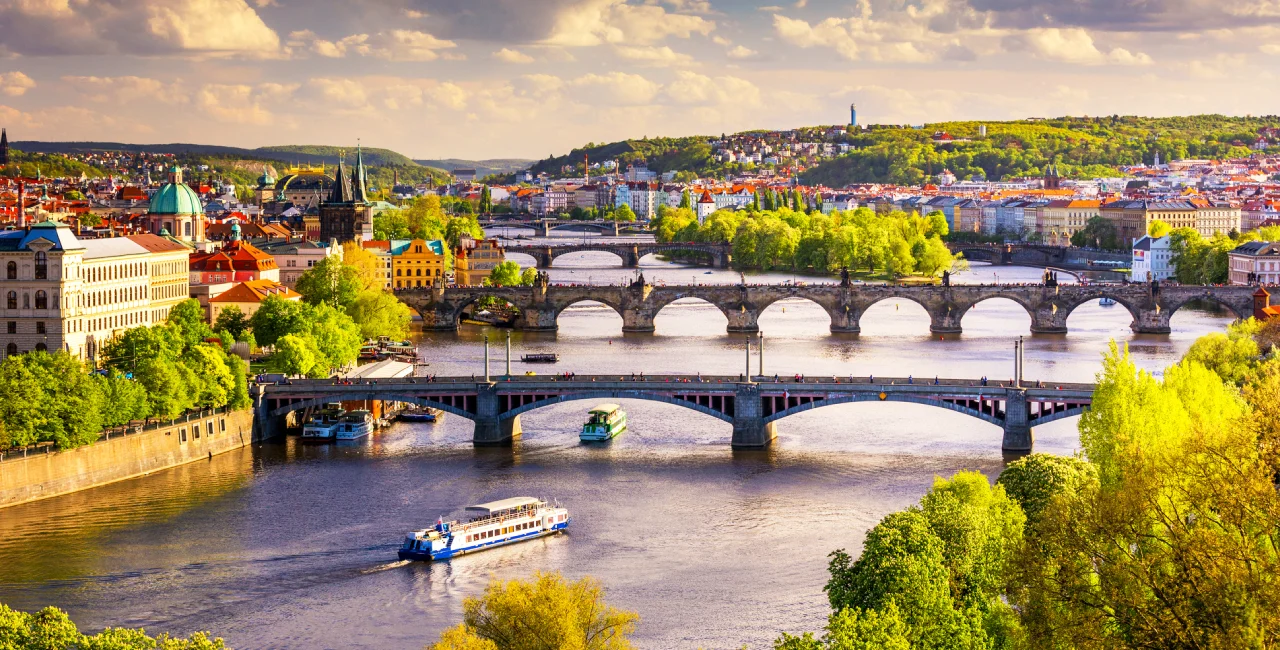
[149,181,204,215]
[257,172,276,187]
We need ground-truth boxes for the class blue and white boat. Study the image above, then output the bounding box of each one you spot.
[398,497,570,561]
[334,410,375,440]
[301,407,343,441]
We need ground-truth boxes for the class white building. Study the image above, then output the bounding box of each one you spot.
[696,190,716,223]
[1131,235,1174,282]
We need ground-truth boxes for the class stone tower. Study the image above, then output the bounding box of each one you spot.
[1,128,9,166]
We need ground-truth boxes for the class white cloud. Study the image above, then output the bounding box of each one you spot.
[142,0,279,54]
[493,47,534,63]
[62,75,188,104]
[1263,44,1280,55]
[197,82,296,125]
[613,45,694,65]
[288,29,456,61]
[664,70,761,106]
[308,78,369,109]
[1005,28,1153,66]
[0,71,36,97]
[726,44,757,58]
[545,0,715,46]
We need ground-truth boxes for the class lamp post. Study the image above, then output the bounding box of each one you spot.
[505,331,512,377]
[758,332,764,378]
[484,335,490,383]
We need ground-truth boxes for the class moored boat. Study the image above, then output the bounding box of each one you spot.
[398,497,570,561]
[521,353,560,363]
[580,403,627,442]
[301,406,343,441]
[1099,297,1117,306]
[399,407,439,422]
[334,410,375,440]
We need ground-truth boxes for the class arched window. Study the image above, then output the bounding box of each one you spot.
[6,291,15,310]
[5,343,16,357]
[35,343,47,352]
[34,252,48,280]
[184,222,192,237]
[5,261,15,279]
[35,290,47,310]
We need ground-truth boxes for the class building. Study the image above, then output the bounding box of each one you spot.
[208,279,301,321]
[361,240,394,289]
[1131,235,1174,282]
[696,190,716,222]
[1228,241,1280,285]
[0,128,8,166]
[252,237,342,287]
[267,165,331,210]
[318,148,372,244]
[391,239,447,289]
[146,166,206,244]
[189,226,280,286]
[1253,287,1279,320]
[1,220,192,362]
[455,238,505,286]
[1040,200,1101,246]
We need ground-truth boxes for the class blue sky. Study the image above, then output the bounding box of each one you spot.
[0,0,1277,159]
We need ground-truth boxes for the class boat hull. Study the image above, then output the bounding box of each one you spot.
[398,521,570,561]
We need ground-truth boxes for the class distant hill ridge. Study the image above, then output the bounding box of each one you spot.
[13,141,439,171]
[414,158,533,176]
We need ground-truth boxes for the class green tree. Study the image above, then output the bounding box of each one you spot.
[519,267,539,286]
[167,299,213,351]
[248,296,310,347]
[307,304,363,372]
[0,603,227,650]
[1147,219,1172,238]
[295,255,362,310]
[679,190,691,209]
[995,453,1096,526]
[429,572,638,650]
[612,204,637,223]
[479,185,493,213]
[347,290,412,340]
[487,260,523,287]
[270,334,320,377]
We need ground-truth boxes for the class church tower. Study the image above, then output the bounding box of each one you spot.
[318,149,370,243]
[1,128,9,166]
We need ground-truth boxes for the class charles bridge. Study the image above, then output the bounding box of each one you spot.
[504,242,732,269]
[255,374,1094,452]
[395,276,1257,335]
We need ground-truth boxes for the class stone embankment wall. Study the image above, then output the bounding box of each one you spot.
[0,409,256,509]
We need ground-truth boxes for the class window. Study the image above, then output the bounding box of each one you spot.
[34,252,47,280]
[220,418,226,432]
[207,422,213,437]
[5,292,14,310]
[180,428,187,442]
[35,290,47,310]
[5,343,16,357]
[36,322,45,334]
[35,343,46,352]
[5,261,14,279]
[6,322,13,334]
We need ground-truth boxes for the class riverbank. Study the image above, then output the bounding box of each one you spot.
[0,408,256,509]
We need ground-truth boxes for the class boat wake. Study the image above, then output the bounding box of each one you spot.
[361,559,413,574]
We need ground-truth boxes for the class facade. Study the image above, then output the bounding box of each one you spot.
[392,239,447,289]
[361,240,394,290]
[455,238,505,286]
[209,279,301,320]
[252,237,342,287]
[1040,200,1101,246]
[189,229,280,286]
[1,221,192,362]
[696,190,716,223]
[318,149,372,244]
[146,166,206,244]
[269,165,331,210]
[1130,235,1174,282]
[955,199,983,233]
[1228,241,1280,285]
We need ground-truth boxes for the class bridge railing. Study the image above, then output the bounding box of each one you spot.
[260,375,1095,392]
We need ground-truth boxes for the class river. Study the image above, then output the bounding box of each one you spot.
[0,234,1233,649]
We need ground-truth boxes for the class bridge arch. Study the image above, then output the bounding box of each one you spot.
[762,393,1005,427]
[855,294,936,334]
[551,297,628,325]
[652,296,731,334]
[1060,292,1143,329]
[500,391,734,423]
[1160,291,1247,320]
[268,394,477,421]
[502,250,541,267]
[957,295,1035,331]
[636,245,724,267]
[547,248,630,268]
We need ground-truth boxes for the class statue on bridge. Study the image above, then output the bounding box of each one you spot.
[1042,269,1058,288]
[630,272,646,290]
[941,270,950,288]
[840,267,851,287]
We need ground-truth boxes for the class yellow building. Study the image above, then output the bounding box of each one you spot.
[455,238,505,286]
[1039,200,1101,246]
[391,239,447,289]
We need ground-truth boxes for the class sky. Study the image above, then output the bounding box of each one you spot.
[0,0,1278,160]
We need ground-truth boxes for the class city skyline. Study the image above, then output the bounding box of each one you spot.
[0,0,1279,159]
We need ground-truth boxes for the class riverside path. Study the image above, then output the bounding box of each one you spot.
[255,374,1094,452]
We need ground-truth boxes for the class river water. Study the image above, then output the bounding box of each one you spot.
[0,232,1232,649]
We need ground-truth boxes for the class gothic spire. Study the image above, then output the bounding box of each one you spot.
[353,141,368,204]
[0,128,8,166]
[329,152,353,203]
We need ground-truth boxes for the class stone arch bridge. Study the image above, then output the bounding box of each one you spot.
[396,279,1256,335]
[503,242,731,269]
[255,375,1095,452]
[479,218,635,237]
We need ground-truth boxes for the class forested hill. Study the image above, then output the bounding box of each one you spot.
[516,114,1280,186]
[14,141,434,169]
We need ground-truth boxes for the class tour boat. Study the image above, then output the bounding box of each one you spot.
[399,407,439,423]
[1099,297,1117,306]
[398,497,570,561]
[521,353,560,363]
[580,404,627,442]
[301,406,344,441]
[334,410,375,440]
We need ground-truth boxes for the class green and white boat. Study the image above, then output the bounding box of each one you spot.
[580,404,627,441]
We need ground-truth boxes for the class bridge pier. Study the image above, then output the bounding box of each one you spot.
[621,248,640,269]
[1132,309,1171,335]
[1029,308,1068,334]
[252,388,287,441]
[473,386,522,446]
[514,307,559,331]
[830,307,861,334]
[731,384,776,449]
[726,308,760,334]
[622,309,656,333]
[534,221,551,237]
[1001,390,1032,452]
[929,308,964,335]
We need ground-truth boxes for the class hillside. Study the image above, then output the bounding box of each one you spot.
[415,158,533,177]
[522,137,715,180]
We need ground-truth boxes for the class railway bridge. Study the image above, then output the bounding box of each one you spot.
[504,242,731,269]
[396,277,1257,335]
[255,375,1095,452]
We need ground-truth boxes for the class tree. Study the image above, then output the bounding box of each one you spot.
[1070,216,1120,250]
[775,603,912,650]
[295,255,362,310]
[487,260,522,287]
[429,572,638,650]
[248,296,310,347]
[1147,219,1172,238]
[167,299,213,351]
[213,306,249,341]
[679,190,691,209]
[995,453,1096,526]
[519,267,539,286]
[271,334,319,377]
[0,603,227,650]
[78,212,103,229]
[612,204,637,223]
[307,304,363,372]
[347,290,412,340]
[479,185,493,214]
[341,242,385,292]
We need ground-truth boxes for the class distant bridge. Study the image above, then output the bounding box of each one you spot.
[504,242,732,269]
[397,278,1256,335]
[479,218,644,237]
[946,243,1132,268]
[255,375,1095,451]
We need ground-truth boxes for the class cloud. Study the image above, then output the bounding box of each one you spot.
[0,71,35,97]
[545,0,715,46]
[726,44,757,58]
[196,82,296,124]
[1263,43,1280,55]
[0,0,280,56]
[664,70,761,106]
[613,45,694,65]
[62,75,188,104]
[288,29,457,61]
[567,71,661,105]
[1003,28,1152,65]
[493,47,534,63]
[307,78,369,109]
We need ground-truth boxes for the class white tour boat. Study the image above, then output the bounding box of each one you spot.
[398,497,570,561]
[334,410,375,440]
[301,406,343,441]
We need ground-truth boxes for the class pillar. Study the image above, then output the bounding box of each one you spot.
[473,385,522,446]
[1029,309,1068,334]
[929,307,964,335]
[1131,309,1171,335]
[514,307,558,331]
[536,248,553,269]
[622,309,656,333]
[419,305,462,331]
[534,221,551,237]
[726,308,760,334]
[717,250,732,269]
[830,306,861,334]
[622,248,640,268]
[251,389,284,441]
[731,384,776,449]
[1001,389,1032,452]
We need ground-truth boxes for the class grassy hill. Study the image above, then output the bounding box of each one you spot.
[415,158,533,177]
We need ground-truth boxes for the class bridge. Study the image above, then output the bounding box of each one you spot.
[254,375,1095,452]
[504,242,732,269]
[397,277,1257,335]
[480,218,639,237]
[946,243,1131,268]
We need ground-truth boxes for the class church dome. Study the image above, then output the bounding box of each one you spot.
[149,166,204,215]
[257,171,276,187]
